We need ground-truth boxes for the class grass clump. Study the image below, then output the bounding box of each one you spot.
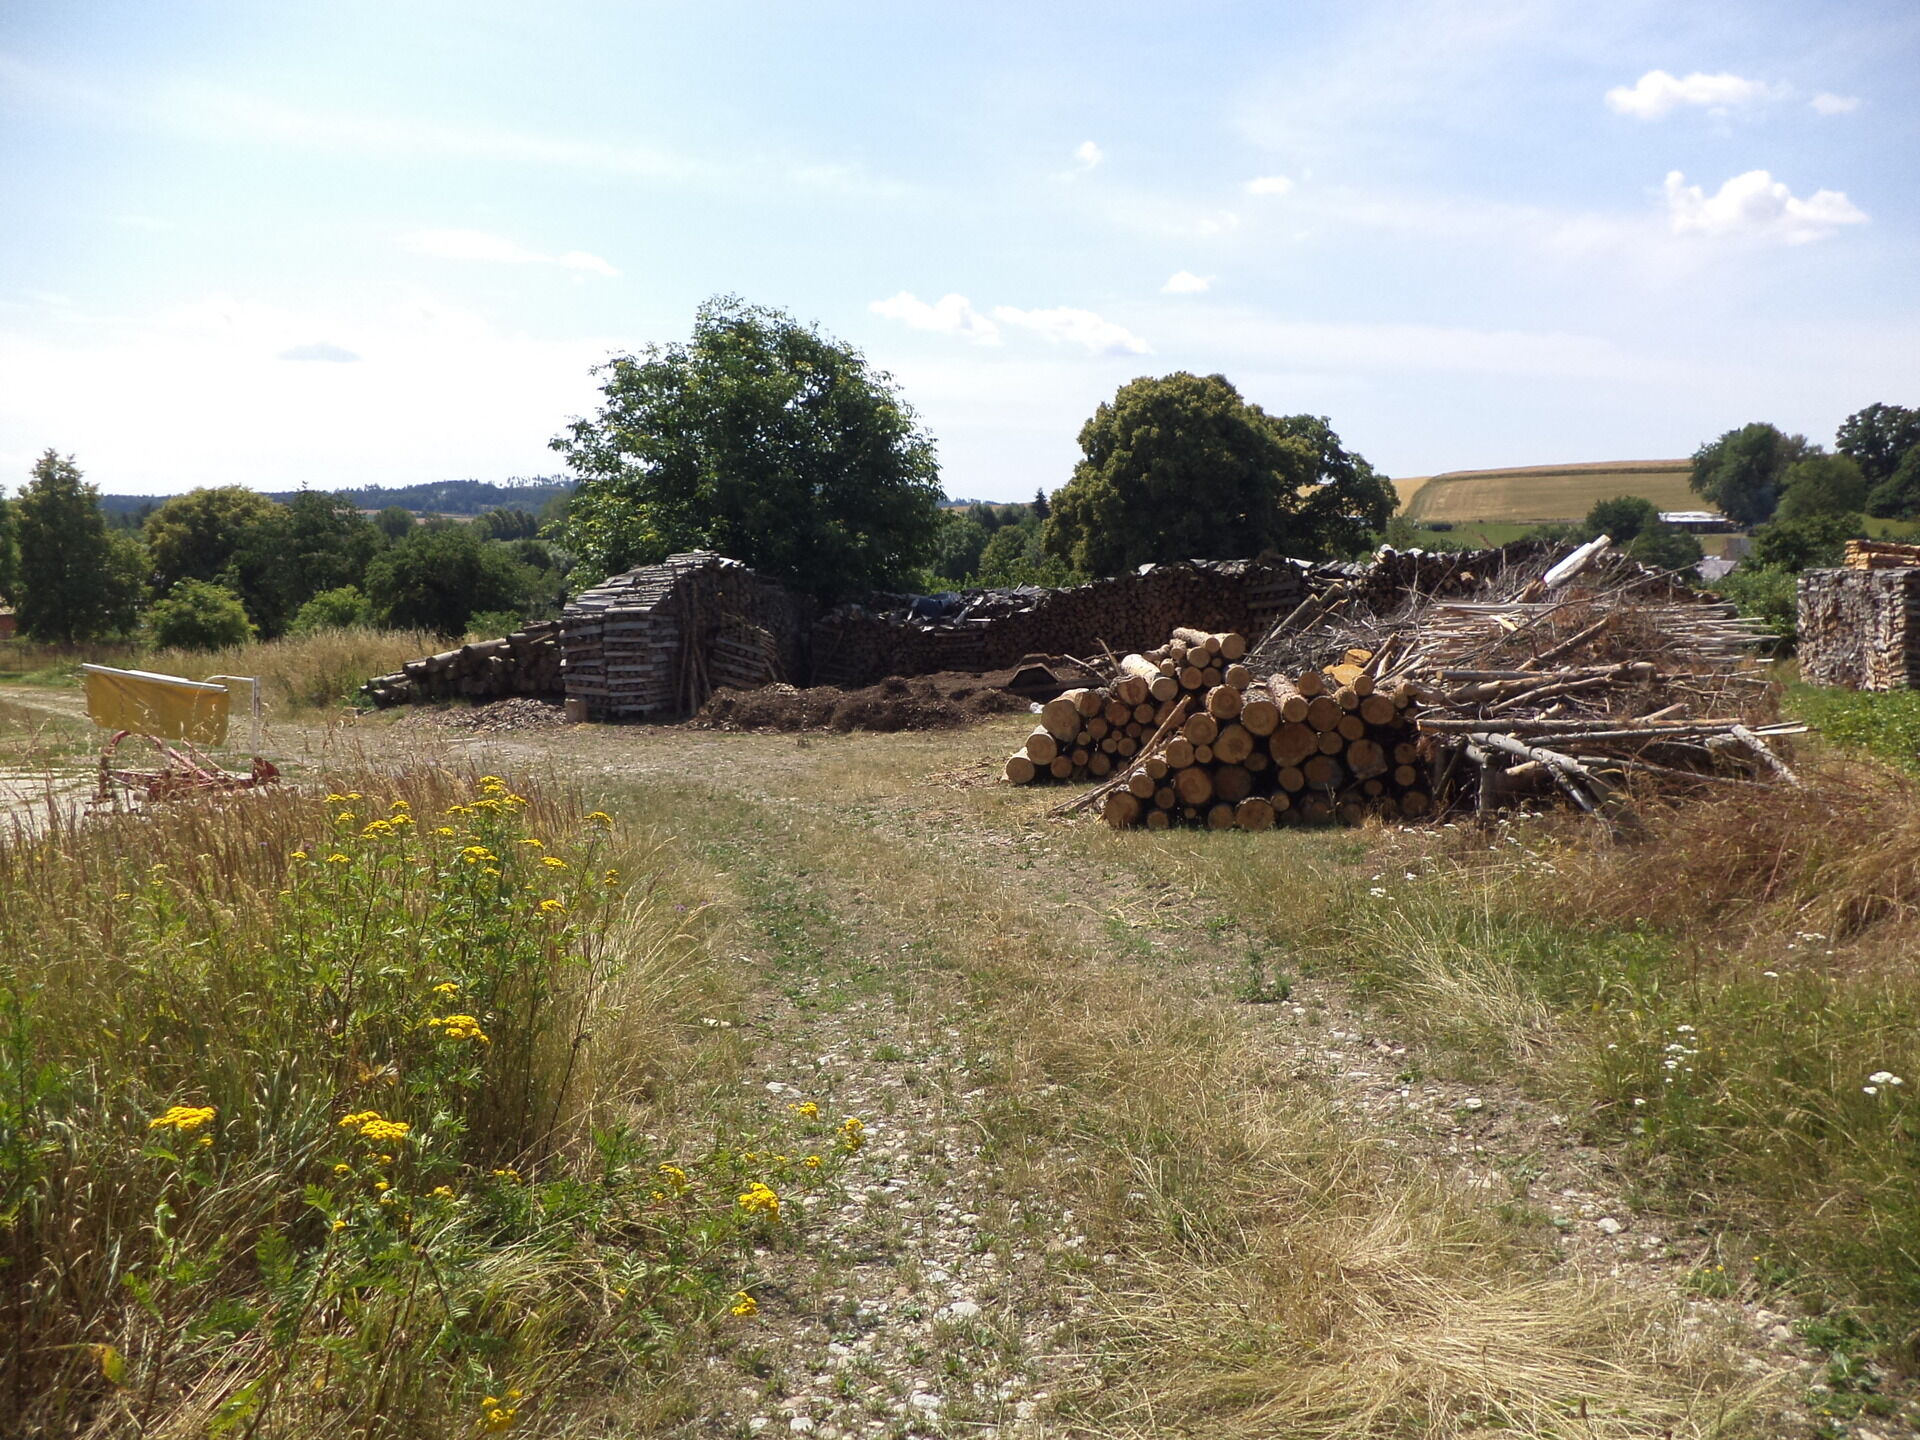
[1789,680,1920,773]
[0,770,850,1437]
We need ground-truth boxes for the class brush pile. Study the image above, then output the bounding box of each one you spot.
[1004,627,1431,830]
[1258,538,1796,819]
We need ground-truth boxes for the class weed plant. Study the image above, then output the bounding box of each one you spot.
[0,771,854,1437]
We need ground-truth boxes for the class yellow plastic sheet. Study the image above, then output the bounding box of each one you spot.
[81,666,231,746]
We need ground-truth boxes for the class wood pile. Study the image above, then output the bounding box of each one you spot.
[363,623,562,708]
[1003,626,1431,831]
[1844,539,1920,571]
[1798,564,1920,691]
[1257,541,1795,818]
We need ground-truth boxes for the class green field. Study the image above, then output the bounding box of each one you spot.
[1397,460,1697,523]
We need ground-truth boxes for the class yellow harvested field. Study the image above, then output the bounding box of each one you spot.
[1399,460,1696,523]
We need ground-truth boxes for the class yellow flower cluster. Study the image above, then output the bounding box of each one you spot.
[658,1163,690,1188]
[737,1182,780,1219]
[586,810,613,827]
[839,1117,866,1152]
[541,856,567,870]
[729,1292,759,1318]
[803,1154,823,1170]
[431,1185,455,1199]
[493,1166,523,1184]
[460,845,499,866]
[338,1110,411,1144]
[480,1389,522,1432]
[326,853,351,865]
[433,981,459,997]
[148,1104,216,1133]
[360,819,396,838]
[427,1013,490,1044]
[789,1101,819,1119]
[538,899,564,915]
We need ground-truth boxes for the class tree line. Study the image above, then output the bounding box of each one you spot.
[0,453,572,647]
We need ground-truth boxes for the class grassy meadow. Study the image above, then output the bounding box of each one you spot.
[1397,461,1696,523]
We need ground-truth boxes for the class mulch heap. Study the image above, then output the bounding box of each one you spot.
[693,674,1032,733]
[394,698,576,735]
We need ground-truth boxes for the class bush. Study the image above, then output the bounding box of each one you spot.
[0,772,852,1435]
[289,585,372,634]
[146,578,254,650]
[465,609,525,639]
[1715,564,1799,650]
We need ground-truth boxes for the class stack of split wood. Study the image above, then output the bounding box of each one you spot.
[363,623,562,708]
[1006,626,1431,831]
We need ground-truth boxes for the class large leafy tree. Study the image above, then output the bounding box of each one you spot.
[144,487,291,633]
[1689,423,1808,527]
[15,450,145,642]
[1041,373,1392,575]
[1836,403,1920,485]
[280,490,382,610]
[1774,453,1868,521]
[364,523,531,636]
[552,296,944,602]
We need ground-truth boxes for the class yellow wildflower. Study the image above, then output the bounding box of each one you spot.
[493,1166,522,1184]
[839,1117,866,1152]
[374,1179,390,1193]
[360,819,394,838]
[325,853,350,865]
[431,1185,455,1199]
[290,850,308,861]
[335,812,354,824]
[736,1182,780,1219]
[389,798,410,812]
[603,869,620,885]
[586,810,613,827]
[460,846,498,866]
[541,856,567,869]
[333,1163,352,1176]
[426,1014,490,1044]
[658,1163,690,1188]
[730,1291,759,1317]
[346,792,362,800]
[479,775,506,789]
[389,813,412,828]
[518,837,544,849]
[803,1155,823,1169]
[481,1399,517,1433]
[332,1218,348,1232]
[446,804,474,817]
[789,1101,819,1119]
[435,826,456,837]
[484,867,501,877]
[326,793,348,803]
[148,1104,216,1134]
[539,899,564,915]
[433,981,459,996]
[338,1111,411,1144]
[197,1135,213,1148]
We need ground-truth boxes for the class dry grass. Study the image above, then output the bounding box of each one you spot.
[1401,461,1695,523]
[622,727,1772,1437]
[140,626,438,712]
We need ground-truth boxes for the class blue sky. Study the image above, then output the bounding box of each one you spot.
[2,0,1915,500]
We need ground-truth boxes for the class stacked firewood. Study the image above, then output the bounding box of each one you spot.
[363,623,562,708]
[1004,627,1430,830]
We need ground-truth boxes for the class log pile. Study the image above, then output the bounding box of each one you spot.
[1844,539,1920,571]
[1798,564,1920,690]
[363,623,562,708]
[1005,626,1431,831]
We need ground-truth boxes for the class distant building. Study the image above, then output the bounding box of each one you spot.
[1658,510,1739,533]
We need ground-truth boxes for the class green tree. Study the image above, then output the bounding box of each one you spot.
[1835,403,1920,485]
[1042,373,1391,576]
[553,295,943,601]
[364,524,531,635]
[475,507,540,542]
[14,450,143,642]
[1715,565,1800,651]
[0,494,18,604]
[278,491,382,609]
[1626,525,1704,574]
[144,487,290,633]
[1866,447,1920,520]
[1747,512,1862,572]
[1688,422,1808,526]
[289,585,373,634]
[1583,495,1660,543]
[975,522,1078,588]
[926,511,990,586]
[147,579,254,650]
[375,505,417,542]
[1774,454,1869,521]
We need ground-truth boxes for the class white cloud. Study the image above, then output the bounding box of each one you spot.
[1662,169,1867,245]
[1195,210,1241,236]
[399,229,619,276]
[1161,271,1212,295]
[990,305,1150,356]
[1243,175,1294,196]
[868,291,1001,344]
[277,341,360,363]
[1811,92,1861,115]
[1605,69,1774,120]
[1074,140,1103,170]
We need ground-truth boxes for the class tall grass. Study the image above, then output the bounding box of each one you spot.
[0,770,845,1437]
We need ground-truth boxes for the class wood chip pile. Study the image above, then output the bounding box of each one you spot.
[363,623,562,708]
[1004,627,1429,831]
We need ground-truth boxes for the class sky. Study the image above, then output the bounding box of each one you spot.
[1,0,1916,502]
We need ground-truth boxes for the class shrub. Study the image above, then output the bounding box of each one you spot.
[289,584,372,634]
[146,578,254,650]
[0,772,851,1435]
[465,608,525,639]
[1715,564,1799,649]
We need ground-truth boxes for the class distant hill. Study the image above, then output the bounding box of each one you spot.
[95,477,575,521]
[1396,461,1697,524]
